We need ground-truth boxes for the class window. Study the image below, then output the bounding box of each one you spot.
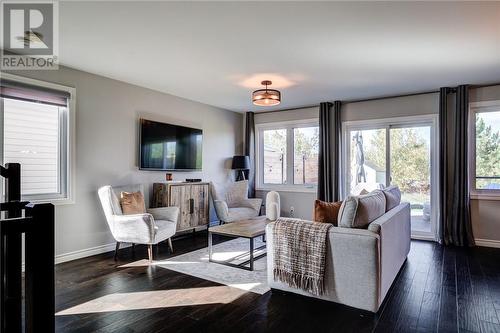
[470,101,500,199]
[263,128,287,184]
[257,120,319,191]
[0,74,75,203]
[293,127,319,185]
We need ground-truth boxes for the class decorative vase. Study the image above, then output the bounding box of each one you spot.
[266,191,280,221]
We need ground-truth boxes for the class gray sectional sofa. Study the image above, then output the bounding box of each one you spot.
[266,188,411,312]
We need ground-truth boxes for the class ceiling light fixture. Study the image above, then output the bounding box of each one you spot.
[252,80,281,106]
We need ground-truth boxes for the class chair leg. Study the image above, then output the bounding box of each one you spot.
[147,244,153,262]
[168,238,174,253]
[114,242,120,261]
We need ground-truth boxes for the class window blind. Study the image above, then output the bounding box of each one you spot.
[0,79,70,107]
[3,98,60,195]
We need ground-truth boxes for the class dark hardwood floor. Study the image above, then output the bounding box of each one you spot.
[55,232,500,333]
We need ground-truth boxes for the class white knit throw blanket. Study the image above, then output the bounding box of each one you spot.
[272,218,332,296]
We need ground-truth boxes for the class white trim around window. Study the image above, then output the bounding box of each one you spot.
[255,118,319,193]
[0,72,76,205]
[469,100,500,201]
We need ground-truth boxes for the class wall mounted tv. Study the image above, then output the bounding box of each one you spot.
[139,119,202,171]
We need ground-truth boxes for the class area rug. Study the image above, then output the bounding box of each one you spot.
[156,237,269,295]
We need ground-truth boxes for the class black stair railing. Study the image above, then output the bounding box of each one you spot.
[0,163,55,333]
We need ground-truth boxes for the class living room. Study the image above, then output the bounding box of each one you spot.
[0,1,499,332]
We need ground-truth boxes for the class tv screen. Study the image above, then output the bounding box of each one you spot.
[140,119,202,171]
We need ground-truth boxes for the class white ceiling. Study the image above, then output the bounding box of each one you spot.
[55,1,500,112]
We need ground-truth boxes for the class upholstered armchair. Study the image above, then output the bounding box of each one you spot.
[211,180,262,224]
[98,184,179,261]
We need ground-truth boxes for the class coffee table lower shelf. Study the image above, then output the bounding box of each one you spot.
[208,231,266,271]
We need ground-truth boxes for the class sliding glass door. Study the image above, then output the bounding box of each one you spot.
[389,126,432,235]
[343,116,438,239]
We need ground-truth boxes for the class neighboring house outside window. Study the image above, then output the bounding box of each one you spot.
[469,101,500,200]
[0,74,75,204]
[256,119,319,192]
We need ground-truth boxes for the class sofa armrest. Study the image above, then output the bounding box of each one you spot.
[147,207,179,223]
[367,202,411,304]
[266,221,381,312]
[239,198,262,212]
[113,213,156,244]
[214,200,229,222]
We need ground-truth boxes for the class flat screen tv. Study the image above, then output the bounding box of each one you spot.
[139,119,202,171]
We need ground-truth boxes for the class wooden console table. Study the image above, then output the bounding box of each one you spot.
[152,182,209,232]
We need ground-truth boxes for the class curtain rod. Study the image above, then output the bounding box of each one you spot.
[253,82,500,115]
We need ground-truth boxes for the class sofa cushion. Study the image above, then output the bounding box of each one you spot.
[382,185,401,212]
[313,200,342,226]
[120,191,146,215]
[226,207,259,222]
[339,190,386,229]
[153,219,177,243]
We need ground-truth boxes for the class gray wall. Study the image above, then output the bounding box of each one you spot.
[254,87,500,245]
[4,66,243,258]
[341,93,439,121]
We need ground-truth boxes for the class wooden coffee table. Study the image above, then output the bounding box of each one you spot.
[208,217,269,271]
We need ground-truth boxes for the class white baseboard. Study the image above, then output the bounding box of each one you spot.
[475,238,500,248]
[21,242,129,271]
[55,242,131,264]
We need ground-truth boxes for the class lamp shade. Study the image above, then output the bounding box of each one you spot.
[252,89,281,106]
[232,155,250,170]
[252,80,281,106]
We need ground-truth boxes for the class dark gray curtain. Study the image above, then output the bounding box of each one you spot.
[438,87,450,244]
[244,112,256,198]
[317,101,341,202]
[439,85,475,246]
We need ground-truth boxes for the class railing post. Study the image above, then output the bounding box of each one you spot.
[25,203,55,333]
[0,163,22,333]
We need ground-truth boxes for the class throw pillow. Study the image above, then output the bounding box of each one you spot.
[120,191,146,215]
[339,190,386,229]
[313,200,343,226]
[382,185,401,211]
[337,196,359,228]
[353,190,386,228]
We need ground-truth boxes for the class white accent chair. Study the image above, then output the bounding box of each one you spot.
[211,180,262,224]
[98,184,179,261]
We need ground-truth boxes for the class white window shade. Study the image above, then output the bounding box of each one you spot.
[3,99,61,195]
